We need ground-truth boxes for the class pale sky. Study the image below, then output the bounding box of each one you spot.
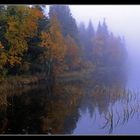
[70,5,140,82]
[70,5,140,48]
[44,5,140,87]
[69,5,140,63]
[44,5,140,66]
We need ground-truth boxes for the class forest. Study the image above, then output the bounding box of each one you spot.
[2,5,139,135]
[0,5,127,80]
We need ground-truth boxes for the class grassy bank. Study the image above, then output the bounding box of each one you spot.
[0,74,48,107]
[56,64,96,83]
[0,73,47,87]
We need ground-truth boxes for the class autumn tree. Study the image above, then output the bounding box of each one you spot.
[49,5,80,45]
[92,19,127,67]
[78,18,127,68]
[50,15,67,75]
[78,20,96,63]
[40,13,67,76]
[92,20,109,66]
[87,20,95,49]
[0,5,127,78]
[79,22,88,61]
[0,5,52,75]
[22,6,50,74]
[2,6,44,74]
[65,35,81,71]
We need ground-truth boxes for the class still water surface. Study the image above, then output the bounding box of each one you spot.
[0,68,140,135]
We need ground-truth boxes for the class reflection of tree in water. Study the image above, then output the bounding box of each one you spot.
[69,69,138,134]
[41,82,83,134]
[79,85,125,119]
[5,86,50,134]
[100,90,140,134]
[78,74,140,134]
[92,67,127,87]
[0,85,49,134]
[79,71,127,117]
[0,70,139,134]
[0,82,83,134]
[0,108,7,134]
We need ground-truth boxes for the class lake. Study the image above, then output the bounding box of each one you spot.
[0,67,140,135]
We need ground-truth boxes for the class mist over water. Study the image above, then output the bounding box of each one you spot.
[70,5,140,91]
[126,42,140,91]
[1,5,140,135]
[67,6,140,134]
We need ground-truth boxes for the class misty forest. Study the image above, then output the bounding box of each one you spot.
[0,5,140,135]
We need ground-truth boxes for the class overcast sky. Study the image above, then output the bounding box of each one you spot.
[70,5,140,52]
[69,5,140,84]
[45,5,140,66]
[43,5,140,85]
[69,5,140,70]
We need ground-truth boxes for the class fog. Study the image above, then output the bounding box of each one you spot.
[70,5,140,90]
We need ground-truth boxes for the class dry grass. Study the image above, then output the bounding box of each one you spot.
[0,74,47,107]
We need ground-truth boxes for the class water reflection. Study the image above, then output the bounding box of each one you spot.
[0,70,140,134]
[73,77,140,134]
[0,82,83,134]
[80,86,139,134]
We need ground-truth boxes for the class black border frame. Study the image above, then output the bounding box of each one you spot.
[0,0,139,138]
[0,0,140,4]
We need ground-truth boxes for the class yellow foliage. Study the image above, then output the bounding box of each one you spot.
[5,6,43,67]
[40,15,67,75]
[28,7,43,19]
[0,42,7,67]
[0,52,7,66]
[0,42,4,49]
[8,55,21,66]
[40,32,52,47]
[65,35,81,69]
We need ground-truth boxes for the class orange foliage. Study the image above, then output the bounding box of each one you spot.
[65,35,81,70]
[0,42,8,69]
[5,6,44,67]
[39,15,67,75]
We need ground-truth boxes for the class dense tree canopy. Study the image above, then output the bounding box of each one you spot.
[0,5,127,78]
[79,18,127,67]
[49,5,80,44]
